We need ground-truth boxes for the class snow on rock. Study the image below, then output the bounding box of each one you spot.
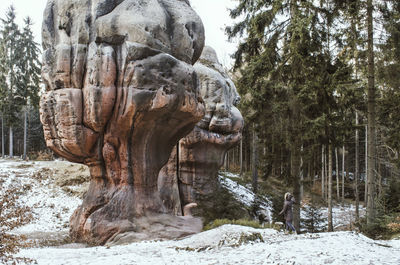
[175,224,274,249]
[219,173,272,221]
[218,173,257,206]
[18,225,400,265]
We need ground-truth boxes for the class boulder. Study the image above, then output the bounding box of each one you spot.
[158,46,244,217]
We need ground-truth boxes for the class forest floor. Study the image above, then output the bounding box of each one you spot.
[1,158,399,265]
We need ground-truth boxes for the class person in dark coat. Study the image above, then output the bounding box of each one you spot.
[279,192,297,234]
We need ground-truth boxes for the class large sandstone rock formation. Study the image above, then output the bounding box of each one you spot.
[40,0,205,245]
[158,46,244,216]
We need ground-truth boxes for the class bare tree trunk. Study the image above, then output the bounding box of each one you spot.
[1,113,4,158]
[231,148,234,170]
[9,126,13,158]
[378,163,382,199]
[272,142,276,177]
[313,152,316,186]
[23,108,27,160]
[248,135,252,173]
[234,147,237,169]
[335,147,339,199]
[237,146,239,170]
[355,112,360,221]
[365,125,368,206]
[240,138,243,177]
[280,146,283,178]
[234,146,237,171]
[228,150,231,170]
[230,149,233,171]
[328,143,333,231]
[234,148,236,170]
[324,146,329,201]
[244,138,247,173]
[300,145,304,200]
[325,146,328,200]
[291,140,301,232]
[225,152,229,171]
[292,150,301,232]
[342,145,345,203]
[322,145,325,199]
[252,125,258,194]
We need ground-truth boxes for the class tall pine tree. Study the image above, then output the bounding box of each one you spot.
[0,30,6,157]
[0,6,24,157]
[19,17,41,159]
[366,0,376,225]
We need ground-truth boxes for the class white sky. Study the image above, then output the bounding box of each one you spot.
[0,0,239,68]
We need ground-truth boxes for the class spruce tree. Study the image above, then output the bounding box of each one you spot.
[302,195,324,233]
[0,34,6,157]
[0,6,24,157]
[377,1,400,166]
[19,17,41,159]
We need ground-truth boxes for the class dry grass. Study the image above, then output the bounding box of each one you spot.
[0,186,35,264]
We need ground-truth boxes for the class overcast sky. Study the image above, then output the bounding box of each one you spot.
[0,0,239,67]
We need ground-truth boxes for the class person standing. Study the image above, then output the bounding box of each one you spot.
[279,192,297,234]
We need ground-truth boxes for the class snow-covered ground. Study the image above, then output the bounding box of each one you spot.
[0,159,399,264]
[18,225,400,265]
[315,204,366,231]
[0,159,86,244]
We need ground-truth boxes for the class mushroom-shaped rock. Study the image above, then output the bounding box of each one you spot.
[40,0,205,245]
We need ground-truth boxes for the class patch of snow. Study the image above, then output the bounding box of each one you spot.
[219,171,241,179]
[219,173,272,221]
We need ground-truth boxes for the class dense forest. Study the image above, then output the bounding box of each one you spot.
[0,1,400,240]
[223,0,400,238]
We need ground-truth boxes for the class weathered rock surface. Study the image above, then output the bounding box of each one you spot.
[159,46,244,216]
[40,0,205,245]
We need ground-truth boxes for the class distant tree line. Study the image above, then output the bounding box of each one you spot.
[224,0,400,232]
[0,6,44,159]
